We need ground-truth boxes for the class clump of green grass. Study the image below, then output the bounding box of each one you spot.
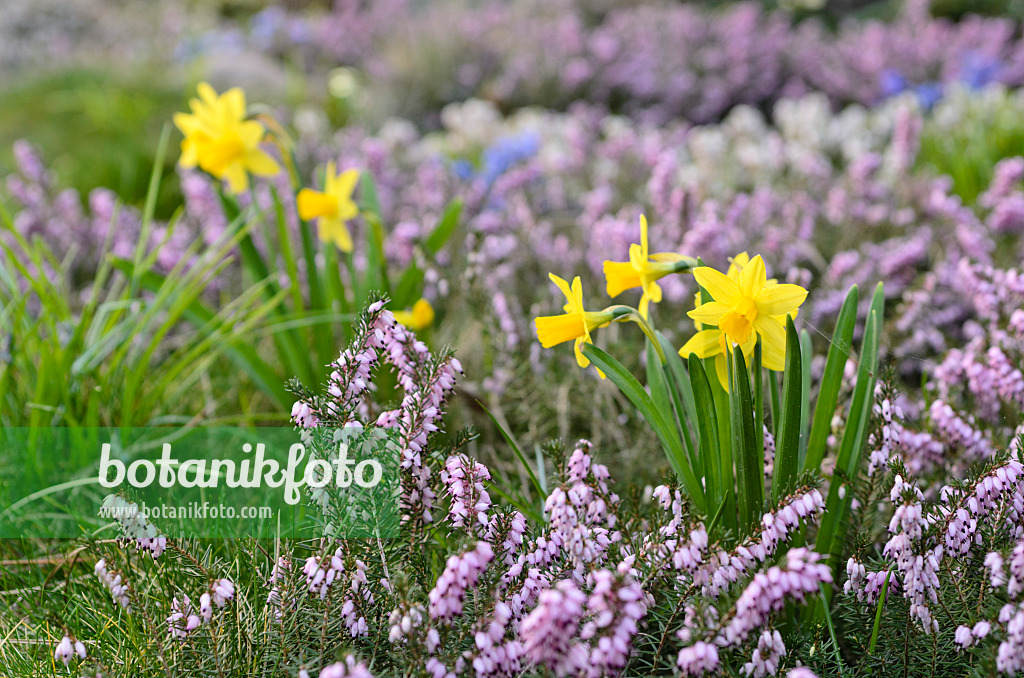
[917,84,1024,204]
[0,68,184,217]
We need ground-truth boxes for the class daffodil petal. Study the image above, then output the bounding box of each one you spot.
[738,254,767,297]
[574,336,591,368]
[692,266,739,305]
[247,149,281,177]
[756,283,808,316]
[726,251,750,279]
[569,276,585,314]
[679,329,724,359]
[336,168,360,198]
[715,353,729,392]
[603,260,642,297]
[639,214,649,259]
[687,301,731,325]
[548,273,574,305]
[754,315,787,371]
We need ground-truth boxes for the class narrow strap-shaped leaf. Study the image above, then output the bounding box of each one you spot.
[359,172,390,296]
[805,284,859,473]
[773,316,803,503]
[799,328,813,466]
[392,264,426,310]
[478,400,544,502]
[585,344,706,514]
[730,346,762,535]
[424,199,463,254]
[868,570,893,654]
[769,370,781,441]
[816,282,884,588]
[110,261,292,407]
[658,332,699,481]
[687,354,726,528]
[647,340,698,474]
[753,340,764,493]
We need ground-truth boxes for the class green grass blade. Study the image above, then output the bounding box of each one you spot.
[687,354,728,531]
[805,284,859,473]
[816,283,884,593]
[585,345,705,514]
[799,328,812,466]
[729,346,761,535]
[477,400,544,501]
[424,199,463,254]
[773,316,803,503]
[868,570,893,655]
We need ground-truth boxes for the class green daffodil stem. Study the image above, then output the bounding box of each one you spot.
[605,305,667,364]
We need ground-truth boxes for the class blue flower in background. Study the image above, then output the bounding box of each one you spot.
[960,51,1002,91]
[452,159,475,181]
[451,131,541,190]
[913,82,944,110]
[877,69,941,110]
[879,69,909,99]
[480,132,540,187]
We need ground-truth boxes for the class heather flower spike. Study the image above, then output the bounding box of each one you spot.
[602,214,696,318]
[297,161,361,252]
[173,82,280,194]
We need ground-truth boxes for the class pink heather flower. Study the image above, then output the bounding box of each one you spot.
[428,541,494,622]
[690,489,824,597]
[167,594,202,640]
[441,453,492,533]
[677,641,719,676]
[718,549,833,648]
[291,299,462,525]
[742,629,785,678]
[520,579,589,676]
[303,549,372,636]
[53,635,79,666]
[94,559,130,610]
[464,601,523,676]
[987,551,1008,588]
[786,669,819,678]
[955,625,975,649]
[211,578,235,608]
[580,561,649,677]
[319,656,373,678]
[763,426,776,477]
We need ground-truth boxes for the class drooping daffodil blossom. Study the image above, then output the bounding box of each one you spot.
[393,298,435,331]
[297,162,361,252]
[603,215,696,318]
[173,82,280,194]
[684,254,807,377]
[535,274,632,374]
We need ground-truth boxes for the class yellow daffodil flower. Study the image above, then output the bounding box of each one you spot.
[393,298,435,330]
[297,162,361,252]
[535,274,617,370]
[687,254,807,371]
[173,82,280,194]
[602,215,695,319]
